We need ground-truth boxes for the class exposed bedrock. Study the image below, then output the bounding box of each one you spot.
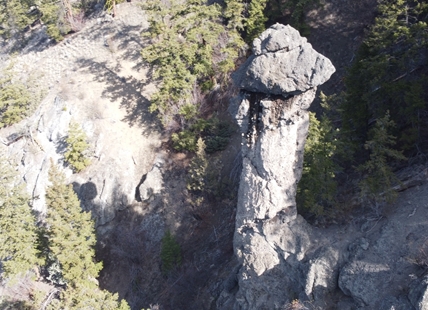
[223,24,335,309]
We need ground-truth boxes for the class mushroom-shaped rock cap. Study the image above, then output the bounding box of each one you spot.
[233,23,336,96]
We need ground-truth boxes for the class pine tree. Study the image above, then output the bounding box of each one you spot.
[0,0,89,41]
[224,0,246,31]
[342,0,428,154]
[358,111,406,205]
[187,138,208,192]
[297,111,340,217]
[38,0,74,41]
[160,230,182,274]
[245,0,268,42]
[45,163,129,309]
[0,146,40,281]
[141,0,244,123]
[64,121,91,172]
[0,63,33,128]
[0,0,33,37]
[45,163,100,295]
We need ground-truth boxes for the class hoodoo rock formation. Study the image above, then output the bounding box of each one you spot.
[226,24,335,309]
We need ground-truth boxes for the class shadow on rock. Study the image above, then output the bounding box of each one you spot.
[75,57,159,135]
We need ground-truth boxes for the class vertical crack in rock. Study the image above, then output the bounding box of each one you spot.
[227,23,335,309]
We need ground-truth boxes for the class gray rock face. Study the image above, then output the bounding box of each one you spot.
[138,156,164,203]
[409,276,428,310]
[228,24,336,309]
[338,261,392,306]
[2,96,73,214]
[233,23,335,96]
[2,94,155,226]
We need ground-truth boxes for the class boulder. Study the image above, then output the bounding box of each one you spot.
[338,261,392,307]
[233,23,335,96]
[137,155,164,202]
[304,246,340,301]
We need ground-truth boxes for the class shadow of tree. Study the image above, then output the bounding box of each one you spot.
[110,24,148,72]
[0,300,30,309]
[54,133,67,155]
[0,27,54,56]
[75,57,160,135]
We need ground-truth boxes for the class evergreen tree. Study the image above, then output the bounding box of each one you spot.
[141,0,244,123]
[45,163,129,309]
[0,147,40,281]
[245,0,268,42]
[358,112,406,205]
[38,0,79,41]
[297,110,340,217]
[64,121,91,172]
[160,230,182,274]
[0,0,33,37]
[0,62,34,128]
[342,0,428,154]
[0,0,90,41]
[224,0,246,32]
[187,138,208,192]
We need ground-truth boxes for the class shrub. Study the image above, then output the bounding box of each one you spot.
[284,299,309,310]
[171,130,198,152]
[179,103,198,121]
[64,121,91,172]
[408,239,428,270]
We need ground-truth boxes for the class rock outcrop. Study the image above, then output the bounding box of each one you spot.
[226,24,335,309]
[0,3,160,227]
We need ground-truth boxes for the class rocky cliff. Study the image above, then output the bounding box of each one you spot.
[219,24,428,310]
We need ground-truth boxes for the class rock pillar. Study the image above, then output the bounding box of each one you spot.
[230,24,335,309]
